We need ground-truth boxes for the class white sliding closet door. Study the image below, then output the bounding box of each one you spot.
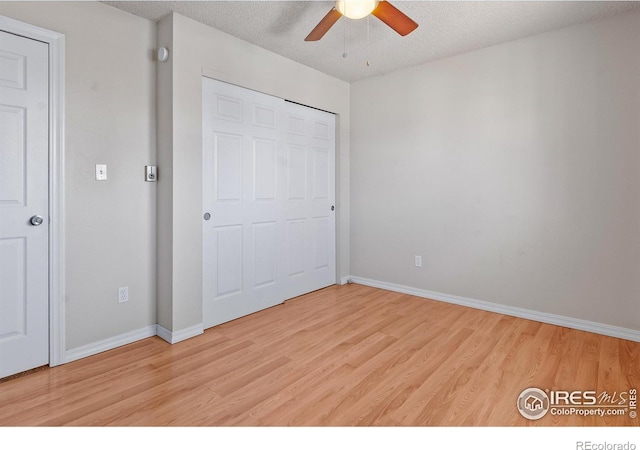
[282,101,336,301]
[203,78,335,329]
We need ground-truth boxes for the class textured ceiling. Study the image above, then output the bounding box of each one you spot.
[104,1,640,82]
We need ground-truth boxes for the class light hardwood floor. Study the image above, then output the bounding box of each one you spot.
[1,284,638,426]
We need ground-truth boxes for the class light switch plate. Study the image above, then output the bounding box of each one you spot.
[96,164,107,181]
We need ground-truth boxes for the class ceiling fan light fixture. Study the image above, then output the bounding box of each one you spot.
[305,0,416,41]
[335,0,379,20]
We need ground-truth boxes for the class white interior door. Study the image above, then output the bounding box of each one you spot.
[0,31,49,378]
[282,101,336,300]
[203,79,286,327]
[203,78,335,328]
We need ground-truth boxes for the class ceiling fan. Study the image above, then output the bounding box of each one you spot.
[305,0,418,42]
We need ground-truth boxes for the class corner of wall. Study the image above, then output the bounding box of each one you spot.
[156,13,174,330]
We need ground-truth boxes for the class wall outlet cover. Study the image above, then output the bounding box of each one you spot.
[118,286,128,303]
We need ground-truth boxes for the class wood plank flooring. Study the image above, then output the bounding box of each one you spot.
[1,284,638,426]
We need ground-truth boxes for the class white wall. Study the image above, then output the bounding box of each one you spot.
[157,13,350,334]
[351,10,640,331]
[0,2,157,349]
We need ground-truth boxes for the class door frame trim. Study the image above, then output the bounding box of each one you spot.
[0,15,66,366]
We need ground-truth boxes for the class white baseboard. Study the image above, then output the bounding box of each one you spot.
[156,323,204,344]
[65,322,205,363]
[63,278,639,364]
[349,276,640,343]
[65,325,157,363]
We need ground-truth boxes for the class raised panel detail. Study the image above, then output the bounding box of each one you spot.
[214,132,243,201]
[253,104,276,129]
[0,51,26,90]
[215,95,243,122]
[0,105,26,205]
[287,144,306,200]
[215,225,243,298]
[0,238,26,340]
[313,217,329,271]
[314,120,329,140]
[287,219,305,277]
[253,222,277,288]
[312,148,329,200]
[288,114,305,135]
[253,138,276,201]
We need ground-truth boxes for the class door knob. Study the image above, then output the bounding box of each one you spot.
[30,215,44,226]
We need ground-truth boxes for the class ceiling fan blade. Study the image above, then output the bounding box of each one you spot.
[305,8,343,41]
[372,1,418,36]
